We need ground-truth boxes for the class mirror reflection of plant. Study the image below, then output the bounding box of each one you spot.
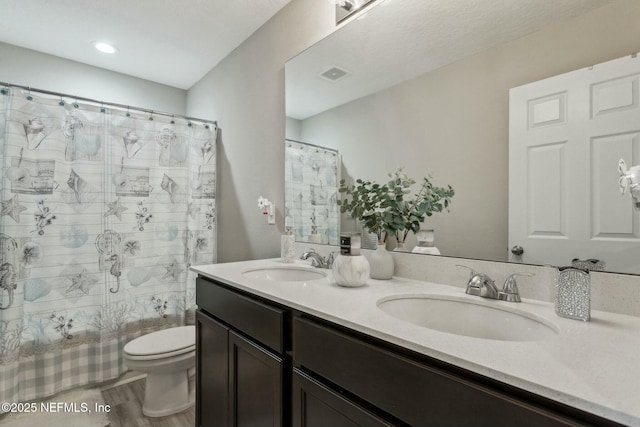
[386,169,454,245]
[338,178,393,244]
[338,168,454,246]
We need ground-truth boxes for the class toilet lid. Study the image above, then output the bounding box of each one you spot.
[124,326,195,356]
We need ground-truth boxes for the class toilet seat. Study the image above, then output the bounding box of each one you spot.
[124,325,195,360]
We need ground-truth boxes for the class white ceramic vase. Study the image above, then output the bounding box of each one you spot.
[369,243,394,279]
[332,254,370,287]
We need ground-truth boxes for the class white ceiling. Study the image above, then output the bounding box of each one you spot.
[286,0,613,120]
[0,0,291,90]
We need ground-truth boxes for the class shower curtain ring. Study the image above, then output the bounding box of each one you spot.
[148,111,154,121]
[126,106,131,117]
[59,97,65,106]
[26,87,33,101]
[170,115,175,124]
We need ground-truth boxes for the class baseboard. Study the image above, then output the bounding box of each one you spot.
[100,370,147,390]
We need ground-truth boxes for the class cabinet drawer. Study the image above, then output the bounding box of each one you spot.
[197,278,285,353]
[293,368,394,427]
[294,316,579,427]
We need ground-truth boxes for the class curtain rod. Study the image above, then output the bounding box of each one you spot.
[0,81,217,127]
[286,138,338,154]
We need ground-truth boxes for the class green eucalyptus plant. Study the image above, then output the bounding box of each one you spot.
[337,177,395,244]
[337,168,454,246]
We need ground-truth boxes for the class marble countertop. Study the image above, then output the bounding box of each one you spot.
[192,259,640,426]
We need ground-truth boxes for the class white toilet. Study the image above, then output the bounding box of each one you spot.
[123,325,196,417]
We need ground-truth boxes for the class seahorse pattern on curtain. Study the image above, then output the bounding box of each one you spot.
[284,140,340,245]
[0,89,216,402]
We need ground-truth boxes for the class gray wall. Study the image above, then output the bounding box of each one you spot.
[186,0,335,262]
[297,0,640,261]
[0,42,186,114]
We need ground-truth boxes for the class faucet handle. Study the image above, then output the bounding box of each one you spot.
[498,273,534,303]
[457,265,496,297]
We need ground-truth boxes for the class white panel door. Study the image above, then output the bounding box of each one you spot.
[509,54,640,273]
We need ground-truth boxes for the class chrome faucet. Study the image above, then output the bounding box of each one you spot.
[300,249,335,269]
[457,265,534,302]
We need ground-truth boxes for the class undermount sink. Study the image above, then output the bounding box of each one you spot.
[377,294,558,341]
[241,266,328,282]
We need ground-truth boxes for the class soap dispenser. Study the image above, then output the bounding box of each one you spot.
[332,233,370,287]
[281,221,295,263]
[555,266,590,321]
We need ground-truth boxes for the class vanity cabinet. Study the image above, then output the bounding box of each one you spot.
[196,278,287,427]
[196,275,623,427]
[293,316,588,427]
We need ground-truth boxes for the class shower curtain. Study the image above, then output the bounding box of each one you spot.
[285,140,340,245]
[0,88,217,403]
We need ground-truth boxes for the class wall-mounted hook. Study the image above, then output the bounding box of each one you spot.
[257,196,276,225]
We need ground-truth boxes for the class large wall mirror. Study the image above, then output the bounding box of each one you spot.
[285,0,640,274]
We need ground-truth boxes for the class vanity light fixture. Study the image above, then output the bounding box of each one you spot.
[93,41,118,54]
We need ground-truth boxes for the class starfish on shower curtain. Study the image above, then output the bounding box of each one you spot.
[162,259,184,282]
[1,194,27,223]
[104,197,128,221]
[65,268,98,294]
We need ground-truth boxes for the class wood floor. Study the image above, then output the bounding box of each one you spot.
[102,378,195,427]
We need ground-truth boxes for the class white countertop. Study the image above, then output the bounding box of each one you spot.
[192,259,640,426]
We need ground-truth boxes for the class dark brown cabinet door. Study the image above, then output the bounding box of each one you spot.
[229,330,283,427]
[196,311,230,427]
[293,369,395,427]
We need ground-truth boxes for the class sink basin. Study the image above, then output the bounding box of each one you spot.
[377,294,558,341]
[241,266,328,282]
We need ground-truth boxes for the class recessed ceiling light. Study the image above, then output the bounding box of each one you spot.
[93,41,118,54]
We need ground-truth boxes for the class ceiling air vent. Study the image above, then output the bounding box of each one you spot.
[318,66,351,82]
